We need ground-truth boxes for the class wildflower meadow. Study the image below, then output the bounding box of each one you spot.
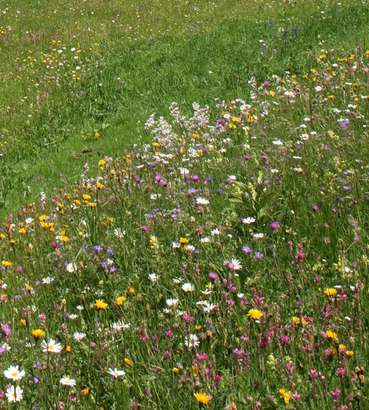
[1,0,369,409]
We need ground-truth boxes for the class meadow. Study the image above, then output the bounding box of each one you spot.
[1,0,369,408]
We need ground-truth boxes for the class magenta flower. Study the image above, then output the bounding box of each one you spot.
[270,221,280,231]
[0,324,11,338]
[330,388,341,402]
[335,367,346,378]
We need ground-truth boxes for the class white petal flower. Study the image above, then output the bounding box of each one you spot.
[60,376,76,387]
[184,334,200,349]
[6,385,23,403]
[4,365,25,381]
[195,197,209,206]
[181,283,194,292]
[108,368,126,378]
[73,332,86,342]
[41,339,63,354]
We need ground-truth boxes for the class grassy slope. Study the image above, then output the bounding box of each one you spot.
[0,0,368,217]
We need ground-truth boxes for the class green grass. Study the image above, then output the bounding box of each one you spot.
[1,0,369,408]
[1,0,369,216]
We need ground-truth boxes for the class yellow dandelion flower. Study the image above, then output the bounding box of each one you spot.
[95,299,108,310]
[325,330,338,341]
[278,388,292,404]
[324,288,337,297]
[247,308,263,321]
[115,295,127,306]
[31,329,46,339]
[194,392,212,405]
[1,260,12,268]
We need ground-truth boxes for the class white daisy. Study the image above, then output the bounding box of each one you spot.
[4,365,25,381]
[6,385,23,403]
[107,368,125,378]
[73,332,86,342]
[41,339,63,354]
[241,217,256,225]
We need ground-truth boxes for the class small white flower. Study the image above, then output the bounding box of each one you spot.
[73,332,86,342]
[184,334,200,349]
[148,273,159,283]
[41,339,63,354]
[112,321,130,331]
[181,283,194,292]
[4,365,25,381]
[252,233,265,239]
[60,376,76,387]
[108,368,125,378]
[197,300,217,313]
[6,385,23,403]
[113,228,126,238]
[241,217,256,225]
[41,276,54,284]
[272,139,283,145]
[211,228,221,236]
[66,262,77,273]
[200,237,211,243]
[195,197,209,206]
[224,258,242,271]
[185,245,195,253]
[179,167,189,176]
[166,298,179,307]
